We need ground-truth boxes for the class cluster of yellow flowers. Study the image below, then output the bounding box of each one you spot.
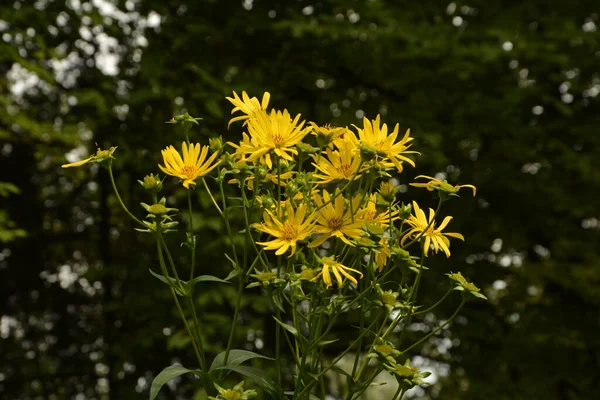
[62,91,475,289]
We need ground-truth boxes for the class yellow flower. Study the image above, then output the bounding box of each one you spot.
[159,142,221,189]
[253,202,315,257]
[410,175,476,196]
[310,123,349,148]
[227,109,310,169]
[374,237,391,272]
[311,139,363,184]
[312,256,363,288]
[400,201,464,257]
[360,194,397,227]
[61,146,116,168]
[226,91,270,127]
[309,189,365,248]
[354,115,418,172]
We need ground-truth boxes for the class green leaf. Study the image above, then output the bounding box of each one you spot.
[183,275,229,294]
[209,349,273,372]
[149,364,196,400]
[148,269,185,296]
[213,365,276,395]
[273,316,298,336]
[330,365,353,379]
[224,268,242,281]
[224,253,240,271]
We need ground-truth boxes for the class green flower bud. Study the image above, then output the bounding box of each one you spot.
[138,174,163,192]
[359,143,378,161]
[209,136,224,154]
[148,204,167,215]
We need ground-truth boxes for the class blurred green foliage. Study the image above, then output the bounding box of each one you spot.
[1,0,599,399]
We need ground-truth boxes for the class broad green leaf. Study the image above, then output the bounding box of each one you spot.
[149,364,196,400]
[209,349,273,372]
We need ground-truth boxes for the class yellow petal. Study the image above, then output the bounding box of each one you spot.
[61,156,94,168]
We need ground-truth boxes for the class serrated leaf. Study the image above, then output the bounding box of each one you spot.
[149,364,196,400]
[273,316,298,336]
[209,349,273,372]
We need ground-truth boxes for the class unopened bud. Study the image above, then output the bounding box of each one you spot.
[139,174,163,192]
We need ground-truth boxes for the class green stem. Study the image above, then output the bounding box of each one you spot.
[156,237,204,369]
[223,278,244,366]
[401,300,465,354]
[412,289,453,316]
[202,178,223,216]
[392,386,403,400]
[187,296,209,372]
[296,313,381,399]
[188,190,197,280]
[107,164,144,227]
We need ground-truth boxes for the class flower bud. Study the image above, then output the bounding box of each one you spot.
[286,182,299,198]
[138,174,163,192]
[399,203,412,219]
[298,268,316,280]
[167,112,202,134]
[359,143,378,162]
[296,142,317,156]
[260,195,275,210]
[378,181,398,203]
[209,136,224,154]
[256,167,268,180]
[148,204,167,215]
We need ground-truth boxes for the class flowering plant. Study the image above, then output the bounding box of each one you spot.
[62,91,484,400]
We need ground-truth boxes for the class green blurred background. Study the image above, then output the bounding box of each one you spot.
[1,0,599,399]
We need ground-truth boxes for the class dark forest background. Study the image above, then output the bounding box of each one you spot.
[1,0,599,399]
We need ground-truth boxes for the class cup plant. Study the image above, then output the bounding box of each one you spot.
[62,91,484,400]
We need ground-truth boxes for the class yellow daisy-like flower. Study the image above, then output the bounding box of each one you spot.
[312,256,363,288]
[226,91,270,127]
[354,115,418,172]
[360,194,398,227]
[311,139,363,184]
[400,201,464,257]
[374,237,391,272]
[159,142,221,189]
[227,109,310,169]
[61,146,116,168]
[253,202,315,257]
[309,189,365,248]
[310,123,349,148]
[410,175,476,196]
